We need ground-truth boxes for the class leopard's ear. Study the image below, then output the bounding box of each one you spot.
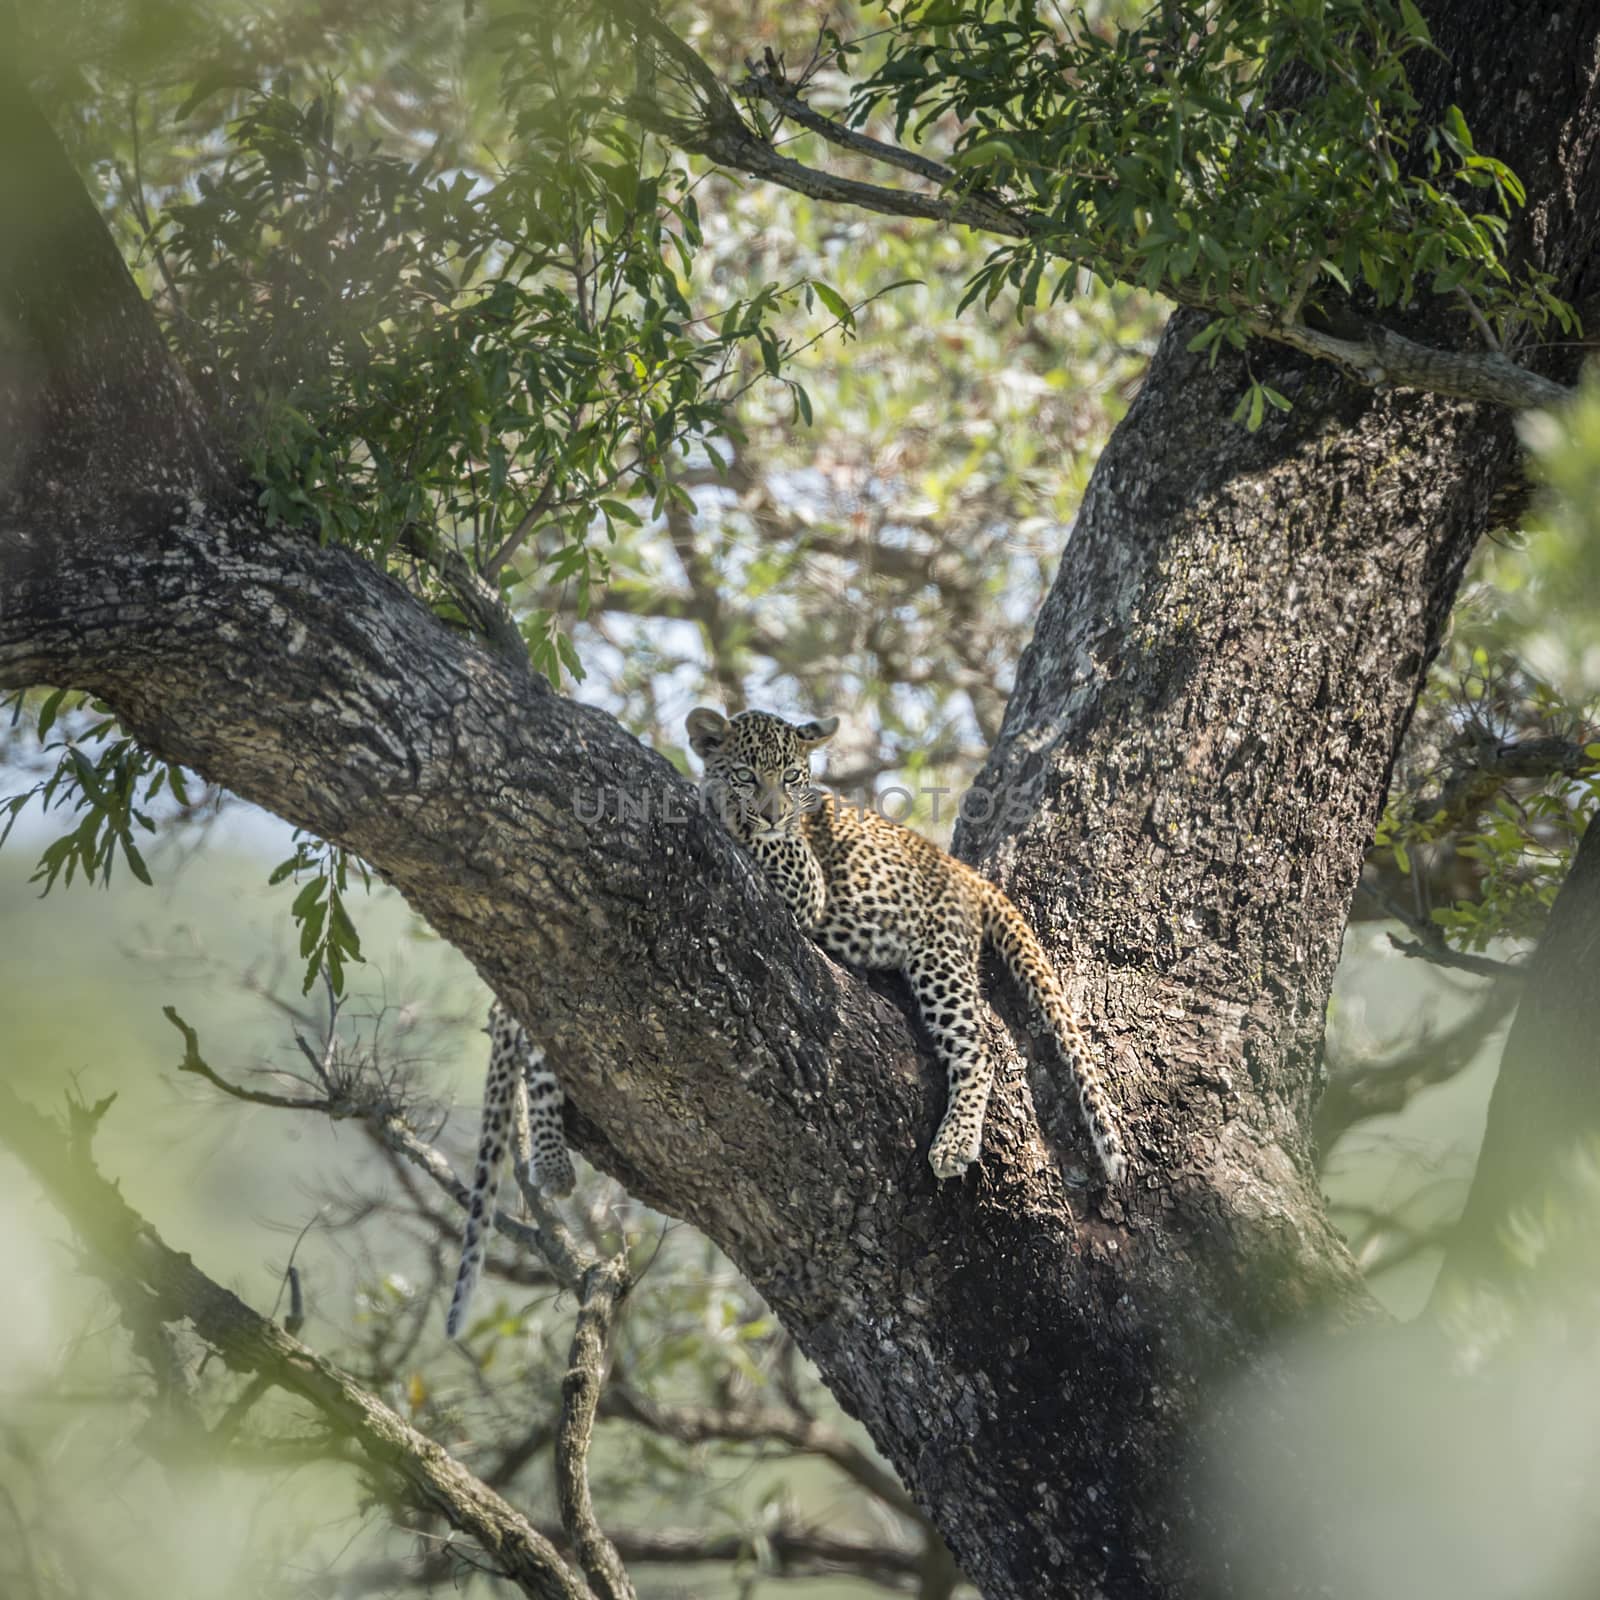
[793,715,839,749]
[686,707,731,756]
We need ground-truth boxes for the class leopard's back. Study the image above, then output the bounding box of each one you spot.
[802,795,987,969]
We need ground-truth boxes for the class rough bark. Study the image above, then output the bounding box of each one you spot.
[3,5,1599,1598]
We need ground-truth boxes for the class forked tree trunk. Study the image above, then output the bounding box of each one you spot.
[2,4,1598,1596]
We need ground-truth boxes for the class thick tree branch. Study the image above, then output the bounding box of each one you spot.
[0,1084,592,1600]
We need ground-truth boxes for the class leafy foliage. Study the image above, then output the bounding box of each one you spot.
[268,834,370,995]
[1,691,186,892]
[842,0,1572,354]
[154,56,802,634]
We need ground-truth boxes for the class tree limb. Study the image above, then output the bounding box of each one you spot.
[1426,732,1595,833]
[556,1257,636,1600]
[343,1518,929,1592]
[601,1386,918,1520]
[743,69,963,188]
[1358,884,1530,980]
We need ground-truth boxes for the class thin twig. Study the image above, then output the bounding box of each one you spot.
[1358,883,1529,980]
[601,1387,919,1519]
[484,478,559,582]
[556,1257,636,1600]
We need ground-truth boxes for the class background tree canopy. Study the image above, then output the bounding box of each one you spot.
[2,1,1598,1597]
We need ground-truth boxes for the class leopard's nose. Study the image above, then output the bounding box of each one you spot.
[758,792,785,825]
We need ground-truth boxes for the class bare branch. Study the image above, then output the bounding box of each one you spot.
[568,1520,926,1585]
[169,1008,591,1294]
[1268,319,1572,412]
[343,1519,929,1593]
[743,69,961,188]
[624,82,1030,237]
[556,1256,637,1600]
[1316,978,1522,1156]
[0,1084,593,1600]
[167,1005,329,1110]
[1384,932,1527,980]
[1359,884,1530,980]
[601,1386,918,1520]
[484,478,559,583]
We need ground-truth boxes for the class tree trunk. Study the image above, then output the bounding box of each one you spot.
[3,4,1598,1597]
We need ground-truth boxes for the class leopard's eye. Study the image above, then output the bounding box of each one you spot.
[784,767,803,784]
[730,765,756,786]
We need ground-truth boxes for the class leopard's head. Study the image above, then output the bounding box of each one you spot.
[686,708,838,841]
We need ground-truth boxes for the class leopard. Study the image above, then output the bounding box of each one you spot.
[444,1001,575,1338]
[687,706,1126,1185]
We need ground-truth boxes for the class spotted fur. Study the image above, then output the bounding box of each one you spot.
[687,707,1126,1183]
[444,1001,576,1337]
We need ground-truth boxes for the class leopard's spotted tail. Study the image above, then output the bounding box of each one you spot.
[445,1004,576,1338]
[444,1007,520,1337]
[981,885,1127,1183]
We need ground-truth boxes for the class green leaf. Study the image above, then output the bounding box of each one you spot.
[121,835,154,887]
[810,281,855,329]
[329,894,364,960]
[1397,0,1432,44]
[291,876,327,918]
[35,688,68,743]
[555,631,586,683]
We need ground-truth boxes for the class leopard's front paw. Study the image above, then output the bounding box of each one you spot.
[928,1119,982,1180]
